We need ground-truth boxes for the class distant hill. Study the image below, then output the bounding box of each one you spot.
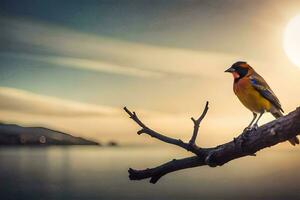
[0,123,99,145]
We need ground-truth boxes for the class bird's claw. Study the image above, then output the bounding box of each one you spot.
[242,126,253,140]
[243,127,252,133]
[241,124,259,142]
[243,124,258,133]
[252,124,258,131]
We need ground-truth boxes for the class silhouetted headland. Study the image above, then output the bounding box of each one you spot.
[0,123,99,146]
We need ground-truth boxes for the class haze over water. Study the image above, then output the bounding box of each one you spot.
[0,146,299,200]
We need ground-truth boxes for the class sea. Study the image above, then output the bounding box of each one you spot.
[0,146,299,200]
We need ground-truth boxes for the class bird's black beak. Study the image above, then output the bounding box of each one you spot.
[224,67,235,73]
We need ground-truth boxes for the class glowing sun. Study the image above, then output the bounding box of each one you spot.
[284,15,300,67]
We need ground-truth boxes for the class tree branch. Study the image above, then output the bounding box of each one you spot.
[124,102,209,156]
[189,101,209,145]
[124,103,300,184]
[128,156,205,184]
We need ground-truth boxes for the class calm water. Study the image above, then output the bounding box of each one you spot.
[0,146,299,200]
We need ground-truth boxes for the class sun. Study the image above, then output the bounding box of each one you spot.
[284,15,300,68]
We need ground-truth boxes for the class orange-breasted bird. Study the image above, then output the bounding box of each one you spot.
[225,61,299,146]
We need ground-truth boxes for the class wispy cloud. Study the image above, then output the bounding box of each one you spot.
[4,53,164,78]
[0,87,119,117]
[0,17,238,78]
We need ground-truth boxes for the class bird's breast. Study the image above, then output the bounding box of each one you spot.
[233,78,271,113]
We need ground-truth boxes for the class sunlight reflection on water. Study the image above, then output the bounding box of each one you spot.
[0,146,299,200]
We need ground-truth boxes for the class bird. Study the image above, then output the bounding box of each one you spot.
[225,61,299,146]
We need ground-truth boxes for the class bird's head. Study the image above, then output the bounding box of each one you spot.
[224,61,254,80]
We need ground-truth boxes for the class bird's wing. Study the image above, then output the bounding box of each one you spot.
[249,73,284,112]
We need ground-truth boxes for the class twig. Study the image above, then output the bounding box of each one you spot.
[123,105,208,155]
[189,101,209,145]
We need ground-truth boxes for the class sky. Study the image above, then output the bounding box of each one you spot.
[0,0,300,145]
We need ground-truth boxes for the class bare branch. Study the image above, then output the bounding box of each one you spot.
[124,104,300,184]
[189,101,209,145]
[128,156,205,183]
[129,108,300,183]
[123,106,205,155]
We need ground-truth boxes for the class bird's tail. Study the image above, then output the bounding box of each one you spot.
[271,111,299,146]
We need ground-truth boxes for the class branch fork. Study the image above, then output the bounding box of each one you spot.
[124,101,208,156]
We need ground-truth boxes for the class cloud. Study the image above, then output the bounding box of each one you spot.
[0,17,238,78]
[0,87,119,117]
[5,53,163,78]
